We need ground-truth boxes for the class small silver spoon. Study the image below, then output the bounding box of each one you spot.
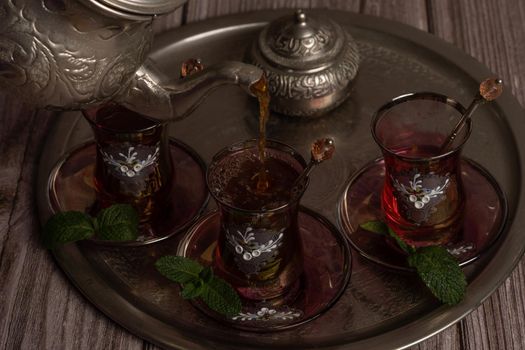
[439,77,503,152]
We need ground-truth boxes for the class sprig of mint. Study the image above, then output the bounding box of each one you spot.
[155,256,242,317]
[43,204,139,248]
[43,207,241,316]
[360,220,467,305]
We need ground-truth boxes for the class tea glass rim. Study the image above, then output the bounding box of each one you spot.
[82,103,166,135]
[371,92,471,162]
[206,138,308,214]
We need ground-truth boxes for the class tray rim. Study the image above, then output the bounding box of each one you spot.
[36,9,525,350]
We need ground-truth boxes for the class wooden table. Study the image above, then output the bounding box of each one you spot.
[1,1,524,349]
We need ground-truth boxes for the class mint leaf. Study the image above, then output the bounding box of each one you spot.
[96,204,139,241]
[360,220,467,305]
[155,256,204,284]
[199,267,214,284]
[360,220,389,235]
[43,211,95,249]
[408,246,466,305]
[180,281,205,300]
[360,220,416,254]
[387,227,417,255]
[200,276,242,317]
[155,256,242,317]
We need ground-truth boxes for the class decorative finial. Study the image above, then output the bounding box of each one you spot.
[311,138,335,163]
[295,9,307,24]
[181,58,204,78]
[479,77,503,101]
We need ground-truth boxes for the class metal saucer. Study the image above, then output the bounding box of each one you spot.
[47,139,209,246]
[338,157,508,271]
[177,208,352,332]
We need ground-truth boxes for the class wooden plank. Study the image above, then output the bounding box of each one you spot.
[185,0,360,22]
[0,107,145,349]
[430,0,525,106]
[0,95,33,258]
[413,326,461,350]
[153,6,185,34]
[0,94,38,348]
[361,0,429,31]
[428,0,525,349]
[0,106,144,349]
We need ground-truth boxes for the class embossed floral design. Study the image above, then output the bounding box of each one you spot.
[0,0,150,109]
[393,173,450,209]
[101,146,159,178]
[226,227,284,261]
[232,307,302,321]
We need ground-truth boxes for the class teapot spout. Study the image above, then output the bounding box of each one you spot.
[118,59,264,121]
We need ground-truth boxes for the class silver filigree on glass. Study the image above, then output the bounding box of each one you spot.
[101,144,160,178]
[225,226,285,274]
[232,307,303,321]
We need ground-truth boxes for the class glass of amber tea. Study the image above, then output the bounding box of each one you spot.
[372,92,471,247]
[207,139,307,301]
[83,103,173,224]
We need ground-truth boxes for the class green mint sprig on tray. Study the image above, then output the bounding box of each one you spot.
[155,256,242,317]
[42,204,139,248]
[42,206,241,317]
[360,220,467,305]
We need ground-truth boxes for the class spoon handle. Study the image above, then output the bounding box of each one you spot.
[439,94,484,152]
[439,78,503,153]
[294,161,315,186]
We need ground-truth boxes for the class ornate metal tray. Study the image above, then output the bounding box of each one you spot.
[36,10,525,350]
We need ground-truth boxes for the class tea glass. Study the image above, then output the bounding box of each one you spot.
[207,139,307,301]
[83,104,173,224]
[372,92,471,247]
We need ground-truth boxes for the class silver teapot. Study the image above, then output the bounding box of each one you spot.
[0,0,263,120]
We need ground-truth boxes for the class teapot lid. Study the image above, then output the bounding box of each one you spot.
[81,0,186,20]
[257,9,347,71]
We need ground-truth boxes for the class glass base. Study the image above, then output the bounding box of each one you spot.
[339,158,507,271]
[178,208,351,332]
[47,139,208,246]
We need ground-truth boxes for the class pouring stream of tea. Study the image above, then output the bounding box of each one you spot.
[250,76,271,193]
[439,77,503,152]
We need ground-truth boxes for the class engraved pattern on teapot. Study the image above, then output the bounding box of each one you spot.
[270,25,332,57]
[254,33,359,101]
[0,0,152,109]
[0,0,263,121]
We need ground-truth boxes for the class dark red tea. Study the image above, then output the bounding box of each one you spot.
[382,144,464,247]
[208,144,305,301]
[372,93,471,248]
[220,155,299,210]
[84,104,173,223]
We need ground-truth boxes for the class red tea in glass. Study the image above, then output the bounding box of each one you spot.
[372,93,471,247]
[83,104,173,223]
[207,139,307,301]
